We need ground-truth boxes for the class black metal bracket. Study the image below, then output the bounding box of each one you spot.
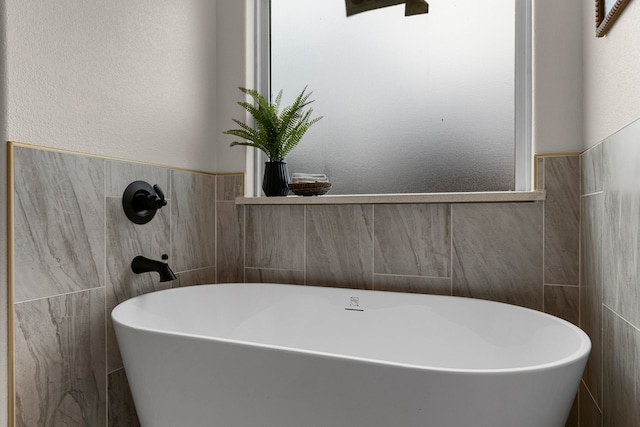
[122,181,167,224]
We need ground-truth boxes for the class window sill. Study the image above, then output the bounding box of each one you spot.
[236,190,546,205]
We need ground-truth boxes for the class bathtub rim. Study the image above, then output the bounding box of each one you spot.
[111,283,591,375]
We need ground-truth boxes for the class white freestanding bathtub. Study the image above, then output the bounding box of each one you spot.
[112,283,590,427]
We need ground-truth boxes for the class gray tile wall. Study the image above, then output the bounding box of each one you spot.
[216,175,244,283]
[12,143,595,426]
[374,204,450,277]
[580,117,640,427]
[452,202,543,310]
[13,148,105,302]
[306,205,373,289]
[242,158,578,321]
[10,145,237,426]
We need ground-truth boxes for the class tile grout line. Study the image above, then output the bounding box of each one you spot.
[303,205,307,286]
[580,190,604,198]
[578,154,583,335]
[214,176,218,284]
[603,303,640,333]
[581,378,603,414]
[374,273,452,280]
[107,366,126,376]
[543,283,580,288]
[103,159,108,426]
[246,267,305,272]
[242,202,247,283]
[169,171,174,287]
[175,266,217,275]
[540,157,547,313]
[600,302,605,422]
[371,205,375,290]
[598,188,604,421]
[449,204,453,296]
[14,286,106,305]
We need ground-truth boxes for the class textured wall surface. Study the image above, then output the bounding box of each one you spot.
[10,144,239,426]
[583,0,640,150]
[4,0,218,172]
[580,117,640,426]
[533,0,584,154]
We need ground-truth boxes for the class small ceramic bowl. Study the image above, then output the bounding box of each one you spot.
[288,182,332,196]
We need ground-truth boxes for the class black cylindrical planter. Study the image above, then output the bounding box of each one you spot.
[262,161,290,196]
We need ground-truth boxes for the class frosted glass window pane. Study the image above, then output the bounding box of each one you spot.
[271,0,515,194]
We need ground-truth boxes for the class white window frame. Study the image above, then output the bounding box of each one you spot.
[252,0,532,196]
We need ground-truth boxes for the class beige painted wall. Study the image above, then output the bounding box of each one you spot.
[4,0,219,171]
[215,0,253,174]
[583,0,640,150]
[533,0,584,154]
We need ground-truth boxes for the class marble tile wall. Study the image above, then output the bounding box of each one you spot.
[539,155,581,327]
[580,117,640,427]
[10,142,592,426]
[216,175,244,283]
[243,156,580,323]
[10,144,235,426]
[306,205,374,288]
[452,202,543,310]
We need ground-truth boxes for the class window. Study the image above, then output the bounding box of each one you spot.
[257,0,531,195]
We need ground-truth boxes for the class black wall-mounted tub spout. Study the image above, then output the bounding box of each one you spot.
[131,254,177,282]
[122,180,167,224]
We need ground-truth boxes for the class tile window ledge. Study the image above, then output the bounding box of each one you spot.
[236,190,546,205]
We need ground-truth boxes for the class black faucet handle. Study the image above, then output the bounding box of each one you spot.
[161,254,169,262]
[123,181,168,224]
[143,184,167,210]
[153,184,168,207]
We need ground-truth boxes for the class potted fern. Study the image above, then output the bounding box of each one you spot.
[223,87,322,196]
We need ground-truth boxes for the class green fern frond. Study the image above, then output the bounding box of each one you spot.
[223,86,323,162]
